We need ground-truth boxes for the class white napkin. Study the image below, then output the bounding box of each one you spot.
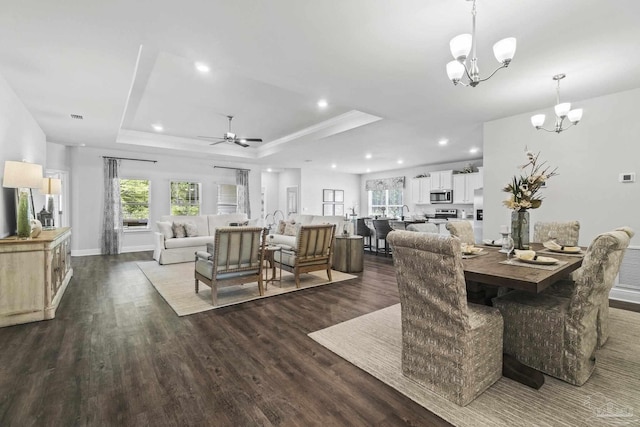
[515,249,537,260]
[543,240,580,252]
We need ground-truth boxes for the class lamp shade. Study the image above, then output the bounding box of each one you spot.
[554,102,571,118]
[446,60,466,82]
[450,34,472,61]
[531,114,546,127]
[2,161,43,189]
[40,177,62,195]
[493,37,516,64]
[568,108,583,123]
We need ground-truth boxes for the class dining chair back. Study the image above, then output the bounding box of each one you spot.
[387,230,503,406]
[445,220,475,244]
[533,221,580,246]
[356,218,372,251]
[406,223,439,233]
[372,219,394,256]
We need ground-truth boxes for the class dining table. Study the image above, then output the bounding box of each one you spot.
[462,242,586,389]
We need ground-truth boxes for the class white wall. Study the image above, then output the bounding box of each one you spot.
[301,169,360,216]
[261,171,279,219]
[483,87,640,247]
[359,159,483,218]
[69,146,263,255]
[0,73,47,238]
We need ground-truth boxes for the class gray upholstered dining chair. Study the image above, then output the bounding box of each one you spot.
[493,226,633,386]
[543,226,634,349]
[406,223,439,233]
[194,227,267,306]
[445,220,475,244]
[387,230,503,406]
[372,219,394,256]
[533,220,580,245]
[356,218,372,251]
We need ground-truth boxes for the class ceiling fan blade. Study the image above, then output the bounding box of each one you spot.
[239,138,262,143]
[233,140,250,148]
[209,140,226,146]
[197,135,224,140]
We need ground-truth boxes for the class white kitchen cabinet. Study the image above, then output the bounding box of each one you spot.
[452,172,482,204]
[430,170,453,190]
[411,177,431,204]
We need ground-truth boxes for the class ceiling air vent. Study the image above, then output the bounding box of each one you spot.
[70,114,83,120]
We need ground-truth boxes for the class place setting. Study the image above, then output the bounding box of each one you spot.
[461,243,486,259]
[538,240,585,257]
[499,248,568,270]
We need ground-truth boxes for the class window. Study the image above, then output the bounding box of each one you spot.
[217,184,238,214]
[368,189,403,218]
[120,179,150,229]
[170,181,200,215]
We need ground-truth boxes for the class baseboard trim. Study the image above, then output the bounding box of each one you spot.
[71,245,154,257]
[610,287,640,304]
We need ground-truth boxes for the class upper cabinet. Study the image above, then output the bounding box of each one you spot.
[430,170,453,190]
[453,172,482,204]
[411,177,431,204]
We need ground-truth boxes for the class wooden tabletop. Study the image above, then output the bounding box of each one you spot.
[462,243,584,293]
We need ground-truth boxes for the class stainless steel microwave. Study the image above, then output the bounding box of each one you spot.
[430,190,452,204]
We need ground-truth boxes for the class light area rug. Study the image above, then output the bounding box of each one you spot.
[309,304,640,427]
[138,261,356,316]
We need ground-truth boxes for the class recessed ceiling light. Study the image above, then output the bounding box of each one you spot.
[195,62,210,73]
[152,124,164,132]
[331,163,337,168]
[365,153,372,159]
[397,159,404,164]
[267,168,272,172]
[439,139,448,146]
[469,147,479,154]
[317,99,328,108]
[366,168,371,173]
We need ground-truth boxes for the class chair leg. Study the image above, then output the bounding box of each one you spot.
[257,274,264,296]
[327,267,332,282]
[211,282,218,306]
[195,278,199,293]
[295,268,301,288]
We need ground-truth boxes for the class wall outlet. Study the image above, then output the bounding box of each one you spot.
[619,172,636,183]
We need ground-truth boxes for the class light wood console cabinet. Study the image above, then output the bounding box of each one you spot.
[0,227,73,327]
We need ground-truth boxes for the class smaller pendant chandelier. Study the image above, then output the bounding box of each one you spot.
[446,0,516,87]
[531,74,583,133]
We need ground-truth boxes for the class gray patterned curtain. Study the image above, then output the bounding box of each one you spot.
[236,169,251,217]
[365,176,405,191]
[101,158,122,254]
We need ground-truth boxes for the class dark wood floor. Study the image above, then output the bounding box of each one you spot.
[0,252,452,427]
[1,252,637,427]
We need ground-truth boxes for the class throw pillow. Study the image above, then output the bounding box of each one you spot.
[172,222,186,238]
[283,222,298,236]
[156,221,174,239]
[184,221,199,237]
[276,220,287,234]
[228,221,249,227]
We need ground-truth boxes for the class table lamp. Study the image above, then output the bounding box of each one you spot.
[39,177,62,228]
[2,160,43,238]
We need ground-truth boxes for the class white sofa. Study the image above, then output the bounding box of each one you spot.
[268,214,353,248]
[153,213,250,264]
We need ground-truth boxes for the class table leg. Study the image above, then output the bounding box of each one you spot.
[502,353,544,389]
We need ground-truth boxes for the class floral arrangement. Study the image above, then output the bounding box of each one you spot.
[503,150,557,211]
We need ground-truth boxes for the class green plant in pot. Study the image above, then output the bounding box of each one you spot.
[503,150,557,249]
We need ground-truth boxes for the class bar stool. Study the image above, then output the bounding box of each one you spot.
[356,218,372,252]
[373,219,393,256]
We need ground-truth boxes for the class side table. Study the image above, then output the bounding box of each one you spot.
[263,246,282,289]
[333,235,364,273]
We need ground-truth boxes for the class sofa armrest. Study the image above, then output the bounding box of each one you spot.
[154,232,167,249]
[195,250,213,261]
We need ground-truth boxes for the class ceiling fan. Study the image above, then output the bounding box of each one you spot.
[197,115,262,148]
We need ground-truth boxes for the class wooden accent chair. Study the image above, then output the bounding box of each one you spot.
[194,227,267,306]
[533,220,580,245]
[445,220,475,244]
[493,226,633,385]
[387,230,503,406]
[274,224,336,288]
[406,223,438,233]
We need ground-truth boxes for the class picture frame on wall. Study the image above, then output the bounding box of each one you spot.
[334,204,344,216]
[323,204,334,216]
[334,190,344,203]
[323,189,334,202]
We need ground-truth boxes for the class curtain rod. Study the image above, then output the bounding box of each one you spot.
[213,166,250,172]
[102,156,157,163]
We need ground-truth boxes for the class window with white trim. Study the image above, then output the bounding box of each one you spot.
[170,181,201,215]
[368,188,403,218]
[217,184,238,214]
[120,179,150,229]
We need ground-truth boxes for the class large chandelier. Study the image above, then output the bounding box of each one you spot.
[446,0,516,87]
[531,74,583,133]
